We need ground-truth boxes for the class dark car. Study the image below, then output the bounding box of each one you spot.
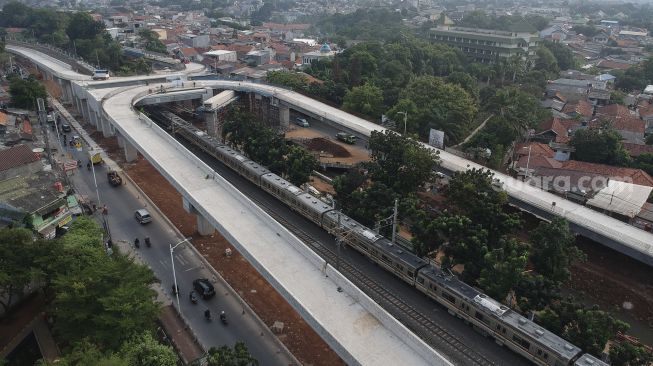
[193,278,216,299]
[61,124,72,132]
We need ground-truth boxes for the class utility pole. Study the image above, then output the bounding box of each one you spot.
[37,98,53,166]
[391,198,399,244]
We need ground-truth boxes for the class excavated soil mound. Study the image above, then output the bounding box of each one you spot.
[306,138,351,158]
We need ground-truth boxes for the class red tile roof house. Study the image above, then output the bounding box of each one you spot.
[0,144,41,181]
[532,117,582,144]
[593,104,646,144]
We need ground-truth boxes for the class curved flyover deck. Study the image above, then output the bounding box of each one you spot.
[104,84,449,366]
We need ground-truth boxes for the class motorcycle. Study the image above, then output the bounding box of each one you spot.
[219,311,227,325]
[172,284,179,296]
[145,236,151,248]
[204,309,212,322]
[86,162,91,171]
[189,291,198,304]
[134,238,140,249]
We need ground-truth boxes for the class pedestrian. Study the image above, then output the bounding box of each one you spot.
[102,204,108,215]
[92,203,97,212]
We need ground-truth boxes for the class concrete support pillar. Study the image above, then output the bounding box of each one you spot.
[196,215,215,236]
[74,96,82,114]
[99,112,114,138]
[279,105,290,131]
[81,98,90,123]
[89,108,98,126]
[123,137,138,162]
[182,196,215,236]
[116,133,125,148]
[204,110,219,137]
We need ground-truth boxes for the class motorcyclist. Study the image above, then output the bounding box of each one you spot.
[134,238,140,248]
[86,162,91,170]
[145,236,151,247]
[189,290,197,303]
[204,309,211,320]
[220,311,226,322]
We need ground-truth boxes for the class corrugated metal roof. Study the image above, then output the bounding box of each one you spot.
[587,180,653,217]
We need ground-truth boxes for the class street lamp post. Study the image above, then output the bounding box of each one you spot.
[523,145,532,178]
[170,237,191,314]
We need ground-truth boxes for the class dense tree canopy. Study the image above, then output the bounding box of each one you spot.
[222,108,318,186]
[342,84,384,118]
[570,124,631,166]
[207,342,258,366]
[530,218,585,284]
[387,75,477,143]
[8,76,47,110]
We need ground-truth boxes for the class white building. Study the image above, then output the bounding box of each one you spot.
[203,50,238,63]
[301,43,337,65]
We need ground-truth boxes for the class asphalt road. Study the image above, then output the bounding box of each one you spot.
[172,130,531,366]
[290,110,368,149]
[47,120,295,365]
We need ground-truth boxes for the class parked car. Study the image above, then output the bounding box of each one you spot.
[107,171,122,186]
[134,209,152,224]
[294,117,309,127]
[336,132,356,144]
[193,278,216,299]
[61,124,72,132]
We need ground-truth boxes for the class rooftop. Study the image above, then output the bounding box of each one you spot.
[0,144,39,172]
[0,170,65,214]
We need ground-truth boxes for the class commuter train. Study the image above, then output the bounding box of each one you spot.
[153,110,609,366]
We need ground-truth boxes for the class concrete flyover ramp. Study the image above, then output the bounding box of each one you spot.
[103,83,453,366]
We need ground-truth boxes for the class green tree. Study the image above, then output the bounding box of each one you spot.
[570,124,631,166]
[332,167,366,203]
[285,145,318,186]
[342,84,384,118]
[0,228,39,314]
[534,46,559,73]
[52,220,160,350]
[121,332,178,366]
[138,29,166,54]
[478,238,528,301]
[266,71,310,91]
[630,153,653,177]
[609,343,653,366]
[530,218,585,284]
[367,130,439,195]
[444,168,521,246]
[542,40,577,70]
[8,76,47,110]
[48,340,128,366]
[425,214,489,281]
[537,300,629,357]
[66,12,105,41]
[206,342,258,366]
[514,274,561,313]
[388,75,477,143]
[446,71,480,100]
[486,87,549,135]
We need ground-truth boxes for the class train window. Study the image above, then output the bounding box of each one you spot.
[512,335,530,350]
[381,255,390,263]
[417,277,424,284]
[442,292,456,304]
[396,264,404,271]
[407,271,414,277]
[474,312,485,323]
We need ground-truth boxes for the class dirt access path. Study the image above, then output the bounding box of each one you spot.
[286,127,370,165]
[90,128,343,365]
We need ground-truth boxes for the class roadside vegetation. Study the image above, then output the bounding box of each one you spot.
[0,219,258,365]
[0,1,151,74]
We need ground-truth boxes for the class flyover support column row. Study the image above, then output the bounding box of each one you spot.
[279,105,290,131]
[118,135,139,162]
[182,197,215,236]
[203,110,219,137]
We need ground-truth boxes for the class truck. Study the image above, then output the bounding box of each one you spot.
[107,171,122,186]
[89,150,103,165]
[336,132,356,144]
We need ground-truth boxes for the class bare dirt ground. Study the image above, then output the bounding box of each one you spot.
[88,127,343,365]
[286,127,370,165]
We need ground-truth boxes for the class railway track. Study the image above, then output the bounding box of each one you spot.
[149,109,500,366]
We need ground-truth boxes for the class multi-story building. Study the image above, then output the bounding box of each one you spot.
[429,24,540,63]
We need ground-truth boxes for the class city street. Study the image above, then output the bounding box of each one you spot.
[47,113,296,365]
